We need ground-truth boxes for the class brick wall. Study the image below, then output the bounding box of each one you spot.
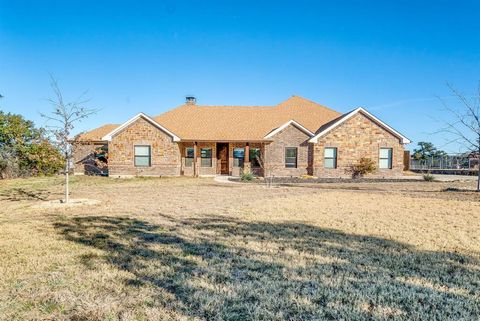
[264,125,311,177]
[108,117,181,177]
[312,112,405,178]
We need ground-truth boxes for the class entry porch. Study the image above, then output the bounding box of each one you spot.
[179,142,265,177]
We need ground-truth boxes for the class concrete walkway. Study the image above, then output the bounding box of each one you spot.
[214,175,237,184]
[425,174,479,182]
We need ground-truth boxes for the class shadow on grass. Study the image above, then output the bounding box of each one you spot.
[0,187,50,201]
[54,215,480,320]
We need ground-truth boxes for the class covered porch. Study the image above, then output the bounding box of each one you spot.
[179,141,265,177]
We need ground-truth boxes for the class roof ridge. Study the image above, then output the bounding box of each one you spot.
[277,95,341,114]
[153,103,192,119]
[193,105,273,108]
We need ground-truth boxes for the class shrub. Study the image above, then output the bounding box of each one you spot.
[349,157,376,179]
[300,174,314,179]
[240,172,254,181]
[423,173,435,182]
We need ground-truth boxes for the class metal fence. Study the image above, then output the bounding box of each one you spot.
[410,154,479,174]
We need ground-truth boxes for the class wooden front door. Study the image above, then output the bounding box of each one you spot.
[216,143,229,175]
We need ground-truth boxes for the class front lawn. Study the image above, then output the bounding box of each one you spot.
[0,176,478,320]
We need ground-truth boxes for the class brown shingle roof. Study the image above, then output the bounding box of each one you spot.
[75,124,119,142]
[78,96,341,142]
[153,96,341,141]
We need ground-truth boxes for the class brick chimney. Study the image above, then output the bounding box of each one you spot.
[185,96,196,105]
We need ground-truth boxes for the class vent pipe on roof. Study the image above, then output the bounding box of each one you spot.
[185,96,196,105]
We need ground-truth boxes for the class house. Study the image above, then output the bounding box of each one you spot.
[73,96,411,178]
[468,152,479,169]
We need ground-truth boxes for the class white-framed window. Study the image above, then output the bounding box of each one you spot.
[379,148,393,169]
[134,145,151,167]
[285,147,297,168]
[233,148,244,167]
[324,147,337,169]
[185,147,194,167]
[201,148,212,167]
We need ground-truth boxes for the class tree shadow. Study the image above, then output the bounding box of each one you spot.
[0,187,50,201]
[54,215,480,320]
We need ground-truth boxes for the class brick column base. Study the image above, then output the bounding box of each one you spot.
[243,162,251,174]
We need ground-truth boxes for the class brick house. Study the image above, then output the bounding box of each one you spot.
[74,96,411,178]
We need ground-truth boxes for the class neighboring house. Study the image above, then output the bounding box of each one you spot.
[468,152,479,169]
[74,96,411,178]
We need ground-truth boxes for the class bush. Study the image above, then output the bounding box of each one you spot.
[300,175,314,179]
[349,157,376,179]
[240,172,254,181]
[423,173,435,182]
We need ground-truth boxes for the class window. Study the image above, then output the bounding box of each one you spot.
[233,148,244,167]
[324,147,337,169]
[285,147,297,168]
[185,147,194,167]
[379,148,393,169]
[250,148,261,167]
[201,148,212,167]
[134,145,151,167]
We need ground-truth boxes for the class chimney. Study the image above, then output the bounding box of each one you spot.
[185,96,196,105]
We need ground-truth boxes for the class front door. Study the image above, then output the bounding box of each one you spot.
[216,143,229,175]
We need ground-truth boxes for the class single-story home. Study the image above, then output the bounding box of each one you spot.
[73,95,411,178]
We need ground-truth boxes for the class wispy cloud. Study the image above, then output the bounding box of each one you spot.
[367,96,453,111]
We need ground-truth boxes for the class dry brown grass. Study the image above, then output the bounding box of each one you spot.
[0,176,479,320]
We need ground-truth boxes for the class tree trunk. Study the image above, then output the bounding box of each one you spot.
[65,159,69,203]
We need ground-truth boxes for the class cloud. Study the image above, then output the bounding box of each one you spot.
[367,97,449,111]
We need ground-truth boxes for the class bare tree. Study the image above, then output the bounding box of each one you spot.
[41,76,98,202]
[437,83,480,191]
[256,153,279,188]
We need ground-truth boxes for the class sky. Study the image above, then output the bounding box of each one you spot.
[1,0,479,152]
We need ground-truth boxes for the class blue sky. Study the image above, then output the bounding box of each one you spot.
[1,0,479,152]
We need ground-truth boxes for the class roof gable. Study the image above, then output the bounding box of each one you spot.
[308,107,411,144]
[264,120,314,139]
[101,113,180,142]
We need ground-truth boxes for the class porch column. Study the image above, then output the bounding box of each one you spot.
[244,143,251,174]
[194,142,198,177]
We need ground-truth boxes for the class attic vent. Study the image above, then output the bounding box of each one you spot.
[185,96,196,104]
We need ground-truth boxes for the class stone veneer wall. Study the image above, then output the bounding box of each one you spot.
[264,124,311,177]
[108,117,181,177]
[312,112,405,178]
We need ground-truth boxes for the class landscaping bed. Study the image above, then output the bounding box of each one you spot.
[229,176,422,184]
